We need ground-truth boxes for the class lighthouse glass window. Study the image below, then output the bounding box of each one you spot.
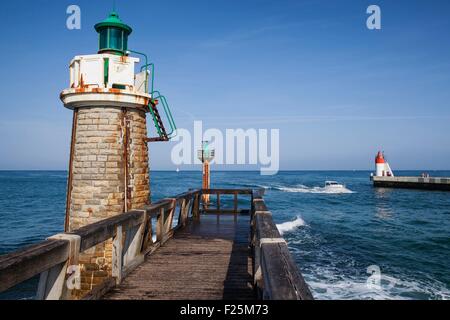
[99,28,125,52]
[109,28,124,52]
[99,29,108,50]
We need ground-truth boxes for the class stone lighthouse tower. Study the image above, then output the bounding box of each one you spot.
[61,11,151,232]
[60,11,154,295]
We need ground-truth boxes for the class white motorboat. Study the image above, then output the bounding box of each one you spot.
[324,181,346,190]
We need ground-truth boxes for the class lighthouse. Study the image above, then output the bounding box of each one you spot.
[59,10,172,297]
[61,11,153,233]
[375,151,394,177]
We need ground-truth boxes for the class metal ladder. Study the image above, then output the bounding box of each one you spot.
[145,91,177,142]
[128,50,177,143]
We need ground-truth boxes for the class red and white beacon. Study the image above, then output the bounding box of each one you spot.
[375,151,394,177]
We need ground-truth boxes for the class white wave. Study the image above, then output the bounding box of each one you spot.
[251,184,271,190]
[304,267,450,300]
[277,217,307,235]
[275,184,355,194]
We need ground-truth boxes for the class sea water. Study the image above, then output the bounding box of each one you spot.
[0,170,449,300]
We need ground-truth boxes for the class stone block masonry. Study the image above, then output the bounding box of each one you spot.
[66,106,150,298]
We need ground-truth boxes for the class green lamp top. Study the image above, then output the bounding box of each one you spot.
[94,11,132,35]
[95,11,132,54]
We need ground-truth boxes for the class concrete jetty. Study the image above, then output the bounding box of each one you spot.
[371,151,450,191]
[372,176,450,191]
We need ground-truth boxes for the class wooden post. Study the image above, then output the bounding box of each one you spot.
[112,225,123,285]
[37,262,69,300]
[141,212,153,251]
[180,198,189,227]
[251,192,255,220]
[156,208,165,242]
[165,200,176,234]
[216,192,221,223]
[234,192,238,222]
[193,193,200,221]
[123,211,146,272]
[36,234,81,300]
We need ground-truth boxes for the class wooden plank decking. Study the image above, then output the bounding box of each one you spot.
[0,189,313,300]
[102,214,255,300]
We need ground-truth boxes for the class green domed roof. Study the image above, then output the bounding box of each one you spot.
[94,11,132,35]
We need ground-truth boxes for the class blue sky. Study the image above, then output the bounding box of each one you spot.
[0,0,449,170]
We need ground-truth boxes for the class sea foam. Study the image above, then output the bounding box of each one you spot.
[276,217,307,235]
[304,266,450,300]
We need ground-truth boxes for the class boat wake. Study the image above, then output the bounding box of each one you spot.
[226,182,354,194]
[276,217,307,235]
[274,185,355,194]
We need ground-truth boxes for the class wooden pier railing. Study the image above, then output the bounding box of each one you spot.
[251,190,313,300]
[0,189,313,300]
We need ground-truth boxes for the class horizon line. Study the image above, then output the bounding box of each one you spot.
[1,169,450,172]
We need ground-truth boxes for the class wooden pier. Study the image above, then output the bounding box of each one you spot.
[0,189,313,300]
